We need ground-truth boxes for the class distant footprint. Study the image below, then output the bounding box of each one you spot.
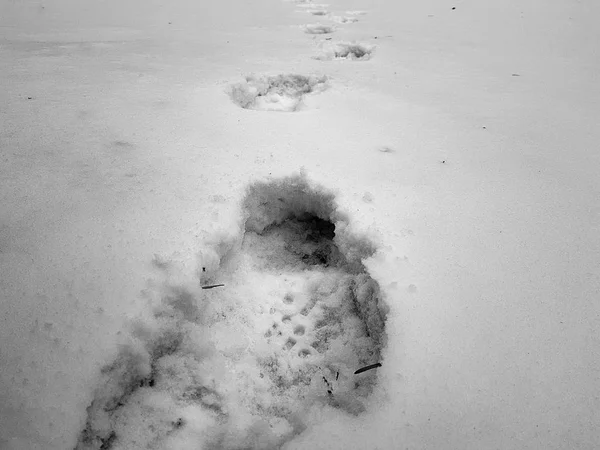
[330,15,358,24]
[305,9,329,16]
[304,23,335,34]
[315,42,375,61]
[229,74,328,112]
[296,3,329,8]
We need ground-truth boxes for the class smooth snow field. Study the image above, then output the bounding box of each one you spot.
[1,0,599,449]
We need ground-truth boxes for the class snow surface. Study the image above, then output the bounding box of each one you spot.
[1,0,599,449]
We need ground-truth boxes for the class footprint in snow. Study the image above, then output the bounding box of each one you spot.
[314,42,375,61]
[307,9,329,16]
[229,74,328,112]
[330,15,358,24]
[75,174,388,450]
[295,2,330,8]
[304,23,335,34]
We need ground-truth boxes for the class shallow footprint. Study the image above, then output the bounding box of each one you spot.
[304,23,335,34]
[315,42,374,61]
[229,74,328,112]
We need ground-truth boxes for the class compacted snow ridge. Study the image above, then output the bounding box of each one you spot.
[75,175,387,449]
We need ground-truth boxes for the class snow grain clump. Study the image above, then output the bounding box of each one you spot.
[229,74,328,112]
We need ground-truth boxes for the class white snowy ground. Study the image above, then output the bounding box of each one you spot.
[1,0,599,448]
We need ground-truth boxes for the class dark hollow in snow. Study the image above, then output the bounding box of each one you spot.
[75,174,388,450]
[229,74,328,112]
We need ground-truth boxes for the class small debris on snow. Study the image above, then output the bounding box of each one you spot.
[201,284,225,290]
[354,362,382,375]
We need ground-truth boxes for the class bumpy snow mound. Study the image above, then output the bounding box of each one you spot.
[315,42,375,61]
[229,74,328,112]
[75,174,387,450]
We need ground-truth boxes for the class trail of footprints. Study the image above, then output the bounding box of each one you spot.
[228,1,373,111]
[77,0,387,448]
